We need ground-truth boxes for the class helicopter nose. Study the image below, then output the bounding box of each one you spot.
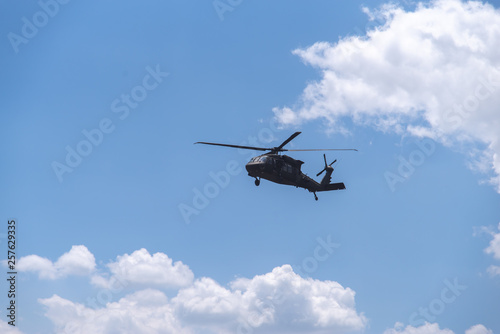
[246,160,267,175]
[245,162,258,175]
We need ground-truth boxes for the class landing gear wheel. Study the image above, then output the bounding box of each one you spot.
[314,193,318,201]
[255,178,260,186]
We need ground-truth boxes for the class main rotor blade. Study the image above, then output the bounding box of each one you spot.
[285,148,358,152]
[195,142,270,151]
[277,131,301,150]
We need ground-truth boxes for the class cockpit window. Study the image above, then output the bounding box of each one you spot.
[250,156,271,163]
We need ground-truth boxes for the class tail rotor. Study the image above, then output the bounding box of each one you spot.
[316,154,337,177]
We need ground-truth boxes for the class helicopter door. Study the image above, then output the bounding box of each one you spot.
[283,163,293,175]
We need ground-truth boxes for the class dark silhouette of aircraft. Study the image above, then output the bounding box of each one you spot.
[196,132,356,200]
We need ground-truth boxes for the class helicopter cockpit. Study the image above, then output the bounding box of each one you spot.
[249,156,271,164]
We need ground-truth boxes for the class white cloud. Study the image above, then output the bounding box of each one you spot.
[474,223,500,276]
[21,246,492,334]
[484,222,500,260]
[172,277,243,332]
[465,324,493,334]
[486,264,500,276]
[39,290,188,334]
[39,264,366,334]
[0,320,25,334]
[172,264,367,333]
[91,248,194,289]
[230,264,366,332]
[383,322,493,334]
[17,245,95,279]
[273,0,500,192]
[384,322,454,334]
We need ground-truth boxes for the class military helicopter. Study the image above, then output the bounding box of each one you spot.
[195,132,357,200]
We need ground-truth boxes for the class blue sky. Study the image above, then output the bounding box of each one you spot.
[1,0,500,333]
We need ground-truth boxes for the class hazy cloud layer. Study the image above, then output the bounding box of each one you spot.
[273,0,500,192]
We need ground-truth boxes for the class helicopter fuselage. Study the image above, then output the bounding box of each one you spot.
[245,153,345,196]
[246,154,302,186]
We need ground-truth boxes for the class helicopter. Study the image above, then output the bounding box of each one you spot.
[195,132,357,200]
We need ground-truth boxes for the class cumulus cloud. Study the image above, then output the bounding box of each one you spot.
[383,322,493,334]
[39,264,366,334]
[173,277,241,326]
[17,245,95,279]
[91,248,194,289]
[384,322,454,334]
[230,265,366,332]
[172,265,366,333]
[465,324,494,334]
[39,290,188,334]
[22,246,491,334]
[273,0,500,192]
